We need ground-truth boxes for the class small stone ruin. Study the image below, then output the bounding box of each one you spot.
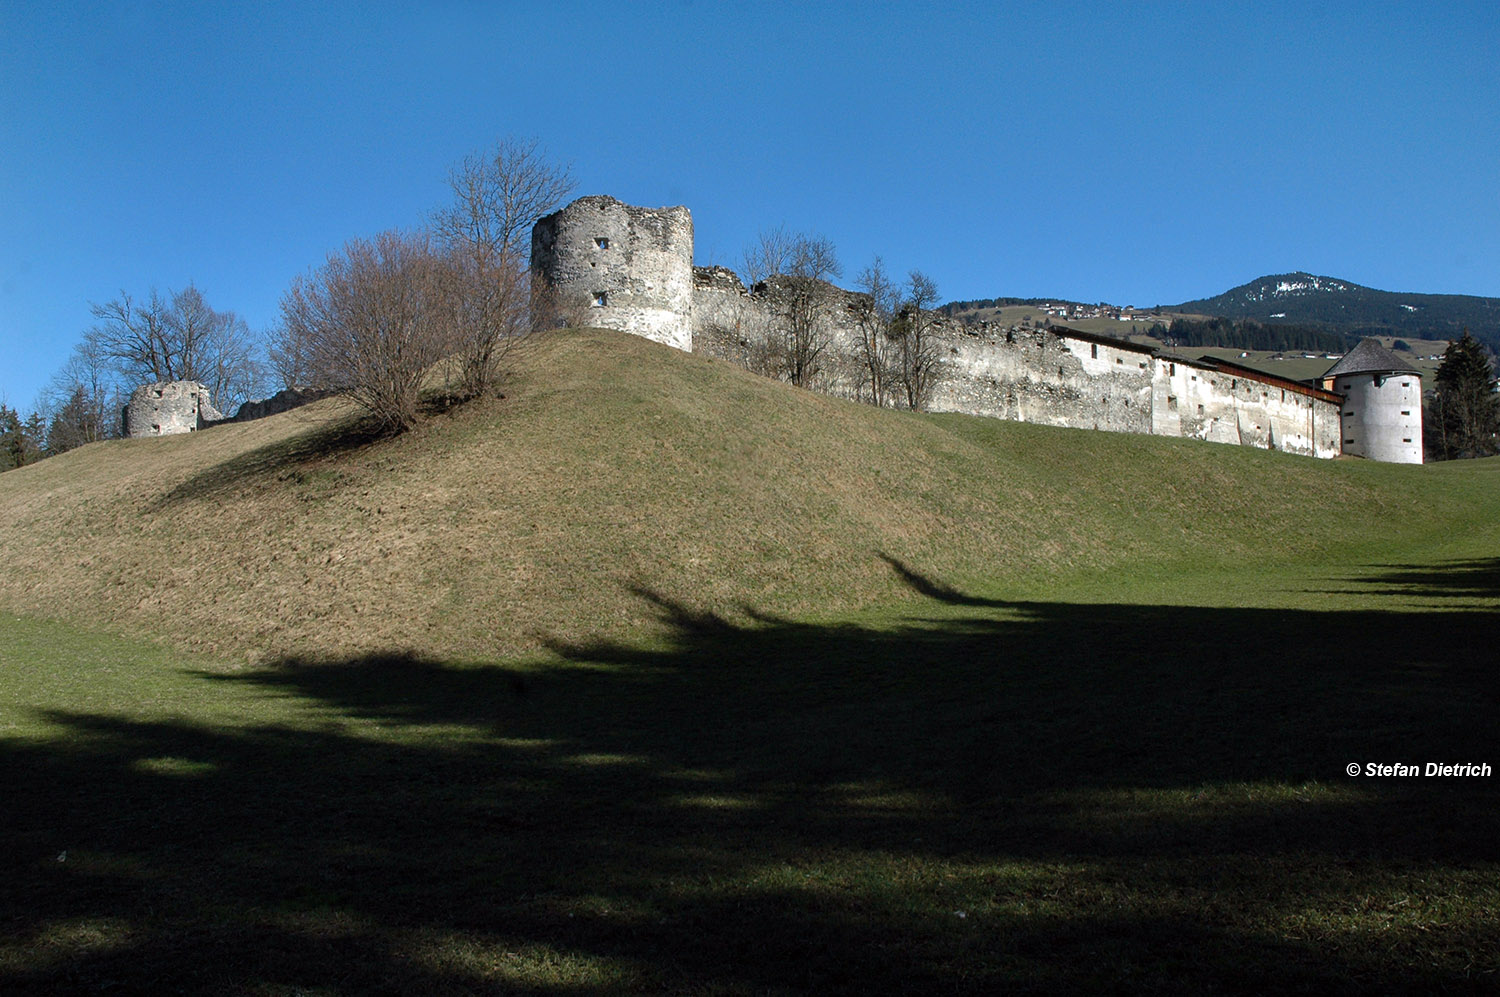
[122,382,330,438]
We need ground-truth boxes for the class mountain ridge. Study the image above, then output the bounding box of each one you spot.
[1173,271,1500,345]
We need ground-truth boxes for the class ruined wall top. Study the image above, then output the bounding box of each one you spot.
[692,265,748,295]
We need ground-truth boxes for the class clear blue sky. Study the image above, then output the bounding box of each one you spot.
[3,1,1497,410]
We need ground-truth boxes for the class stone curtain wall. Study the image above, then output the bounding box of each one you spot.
[532,196,1347,460]
[690,266,1342,457]
[228,387,332,424]
[930,328,1153,434]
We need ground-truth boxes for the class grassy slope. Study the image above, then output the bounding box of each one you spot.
[3,328,1498,993]
[1,328,1492,664]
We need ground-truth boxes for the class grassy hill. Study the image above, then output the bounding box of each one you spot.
[3,328,1498,993]
[2,328,1492,664]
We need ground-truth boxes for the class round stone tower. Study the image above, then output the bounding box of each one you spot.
[1321,339,1423,464]
[530,195,694,351]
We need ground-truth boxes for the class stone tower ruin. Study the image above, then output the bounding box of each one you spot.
[122,380,223,437]
[530,195,694,351]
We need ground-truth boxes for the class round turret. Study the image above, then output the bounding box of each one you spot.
[1322,339,1423,463]
[530,195,694,351]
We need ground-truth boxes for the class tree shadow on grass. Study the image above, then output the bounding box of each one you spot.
[1350,557,1500,601]
[2,559,1497,993]
[155,411,389,507]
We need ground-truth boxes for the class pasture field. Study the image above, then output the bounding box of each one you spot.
[2,330,1496,993]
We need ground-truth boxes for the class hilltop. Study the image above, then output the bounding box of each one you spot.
[1,327,1494,665]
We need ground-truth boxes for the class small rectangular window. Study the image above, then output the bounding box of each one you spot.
[1091,344,1097,359]
[595,237,610,249]
[1401,410,1410,416]
[1403,438,1412,443]
[1402,382,1410,387]
[1345,438,1355,444]
[1169,363,1175,375]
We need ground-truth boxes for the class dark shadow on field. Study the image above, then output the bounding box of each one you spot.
[1347,557,1500,600]
[2,558,1497,993]
[157,411,387,505]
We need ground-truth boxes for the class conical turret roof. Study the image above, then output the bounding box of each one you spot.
[1322,338,1421,378]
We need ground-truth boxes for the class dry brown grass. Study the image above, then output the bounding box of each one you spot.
[0,328,1483,665]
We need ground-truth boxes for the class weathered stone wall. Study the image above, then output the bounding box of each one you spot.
[539,196,1354,461]
[1153,358,1342,458]
[228,387,332,423]
[124,382,331,438]
[123,381,222,437]
[929,326,1153,434]
[690,271,1342,456]
[532,195,694,351]
[691,266,765,369]
[694,264,1340,452]
[691,268,869,397]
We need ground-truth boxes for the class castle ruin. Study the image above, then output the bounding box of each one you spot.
[120,195,1422,464]
[123,381,223,437]
[122,383,329,438]
[532,195,1417,462]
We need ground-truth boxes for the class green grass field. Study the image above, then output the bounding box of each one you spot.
[2,330,1497,993]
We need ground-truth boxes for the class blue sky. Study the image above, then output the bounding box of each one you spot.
[3,1,1497,410]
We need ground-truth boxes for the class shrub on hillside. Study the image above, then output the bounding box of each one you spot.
[276,230,448,434]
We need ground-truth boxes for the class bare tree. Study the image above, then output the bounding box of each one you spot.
[87,290,172,380]
[43,335,122,451]
[268,312,315,389]
[279,230,447,433]
[852,256,899,407]
[430,137,574,397]
[169,285,265,410]
[892,270,946,410]
[739,224,797,287]
[742,228,843,387]
[87,285,264,411]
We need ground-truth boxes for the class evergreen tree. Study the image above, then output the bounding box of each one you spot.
[0,405,47,470]
[46,386,107,455]
[1427,331,1499,460]
[0,405,20,470]
[22,411,46,464]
